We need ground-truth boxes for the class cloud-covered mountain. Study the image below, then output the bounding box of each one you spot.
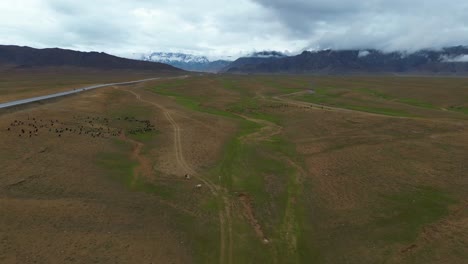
[249,51,287,58]
[0,45,182,72]
[141,52,231,72]
[220,51,287,72]
[223,46,468,75]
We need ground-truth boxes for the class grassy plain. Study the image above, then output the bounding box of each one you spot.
[0,73,467,263]
[0,67,180,103]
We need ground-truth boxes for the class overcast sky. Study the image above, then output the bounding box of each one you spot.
[1,0,468,59]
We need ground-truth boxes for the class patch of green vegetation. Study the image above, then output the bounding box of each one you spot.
[354,87,442,110]
[227,98,281,124]
[111,104,152,119]
[315,87,347,98]
[374,186,455,243]
[96,139,173,199]
[297,93,413,117]
[230,217,275,264]
[261,136,319,263]
[153,78,186,89]
[214,136,291,262]
[295,93,335,104]
[173,211,220,264]
[344,104,412,117]
[131,178,174,199]
[149,77,312,263]
[296,182,321,263]
[397,98,436,109]
[262,136,298,158]
[354,88,393,99]
[294,86,346,102]
[277,86,303,94]
[227,98,260,113]
[262,79,303,95]
[148,85,237,119]
[213,114,312,263]
[449,105,468,114]
[215,120,261,189]
[96,139,135,183]
[199,196,222,214]
[128,130,159,143]
[96,150,135,186]
[220,77,250,95]
[107,89,158,139]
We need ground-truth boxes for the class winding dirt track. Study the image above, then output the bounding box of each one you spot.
[121,134,199,217]
[272,91,412,118]
[117,86,233,264]
[238,114,282,143]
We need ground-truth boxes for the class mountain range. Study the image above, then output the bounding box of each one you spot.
[222,46,468,75]
[141,52,231,72]
[3,44,468,76]
[0,45,182,72]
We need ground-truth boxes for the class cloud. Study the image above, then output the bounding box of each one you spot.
[0,0,468,59]
[442,55,468,62]
[358,50,370,57]
[252,0,468,52]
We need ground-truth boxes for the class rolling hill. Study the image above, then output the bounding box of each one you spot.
[0,45,183,72]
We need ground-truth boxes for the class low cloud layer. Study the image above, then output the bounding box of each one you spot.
[1,0,468,59]
[443,55,468,62]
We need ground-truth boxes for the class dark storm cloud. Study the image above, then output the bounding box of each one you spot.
[252,0,366,35]
[252,0,468,51]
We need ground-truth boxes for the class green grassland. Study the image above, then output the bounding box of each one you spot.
[145,77,312,263]
[94,75,467,264]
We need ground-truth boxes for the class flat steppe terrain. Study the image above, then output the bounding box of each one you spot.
[1,73,467,263]
[0,67,181,103]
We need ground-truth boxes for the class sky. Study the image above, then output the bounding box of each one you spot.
[1,0,468,60]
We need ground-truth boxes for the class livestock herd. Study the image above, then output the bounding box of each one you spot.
[5,115,156,139]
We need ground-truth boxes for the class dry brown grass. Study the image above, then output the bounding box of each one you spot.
[0,78,236,263]
[0,67,182,103]
[1,73,467,263]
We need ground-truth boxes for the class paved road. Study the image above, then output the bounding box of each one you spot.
[0,77,163,109]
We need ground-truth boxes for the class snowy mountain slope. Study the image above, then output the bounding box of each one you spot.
[141,52,231,72]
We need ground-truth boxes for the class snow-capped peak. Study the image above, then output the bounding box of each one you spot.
[138,51,232,72]
[142,52,210,64]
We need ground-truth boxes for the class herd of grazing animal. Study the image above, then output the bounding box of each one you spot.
[5,115,157,139]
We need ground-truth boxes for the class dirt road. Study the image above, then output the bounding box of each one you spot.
[272,90,412,118]
[117,86,233,264]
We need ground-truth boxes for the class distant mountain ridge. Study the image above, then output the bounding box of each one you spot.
[220,51,287,72]
[223,46,468,75]
[141,52,231,72]
[142,52,210,64]
[0,45,182,72]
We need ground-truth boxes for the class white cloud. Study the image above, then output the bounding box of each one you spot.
[442,54,468,62]
[358,50,370,57]
[1,0,468,59]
